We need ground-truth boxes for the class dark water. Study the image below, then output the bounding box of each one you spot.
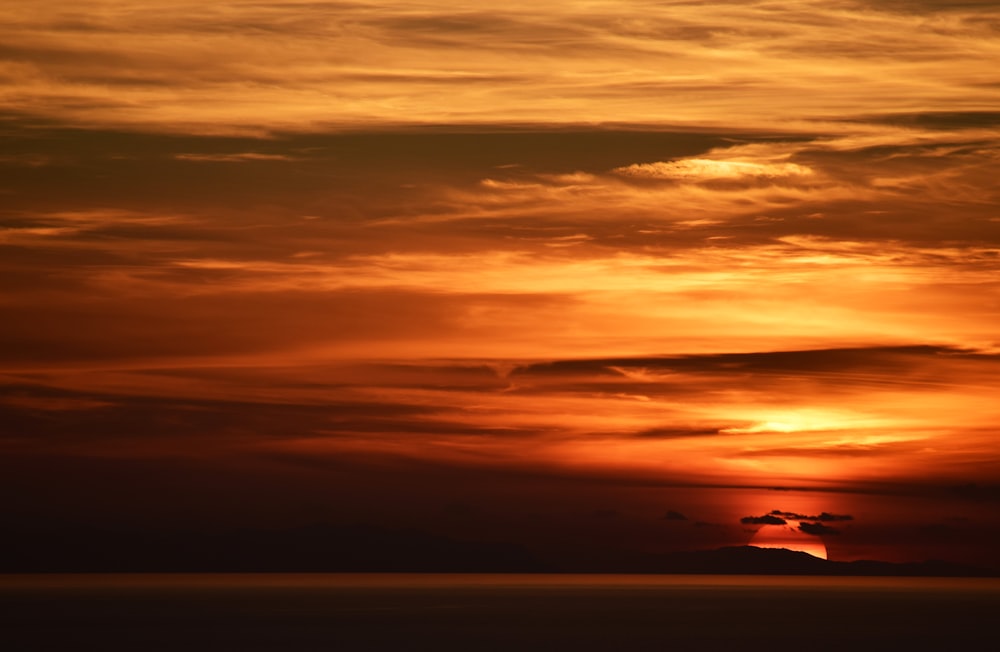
[3,574,998,650]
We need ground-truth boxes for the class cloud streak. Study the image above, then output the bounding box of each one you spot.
[614,159,814,182]
[2,1,998,132]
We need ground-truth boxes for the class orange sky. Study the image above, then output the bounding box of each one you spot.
[2,0,999,569]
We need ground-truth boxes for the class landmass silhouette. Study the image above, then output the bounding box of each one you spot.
[633,545,997,577]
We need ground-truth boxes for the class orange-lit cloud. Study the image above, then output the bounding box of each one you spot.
[2,1,998,132]
[2,0,1000,569]
[614,159,814,182]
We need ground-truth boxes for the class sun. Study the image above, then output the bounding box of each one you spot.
[749,523,828,560]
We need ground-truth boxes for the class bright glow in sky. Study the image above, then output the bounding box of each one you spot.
[2,0,1000,569]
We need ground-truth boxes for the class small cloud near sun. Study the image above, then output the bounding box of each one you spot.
[741,514,787,525]
[771,510,853,522]
[799,522,841,536]
[742,510,853,529]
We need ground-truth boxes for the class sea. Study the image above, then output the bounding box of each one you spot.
[2,573,998,650]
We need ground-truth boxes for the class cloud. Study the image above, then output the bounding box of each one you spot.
[871,0,1000,13]
[174,153,298,163]
[512,346,993,387]
[613,159,814,182]
[663,510,688,521]
[633,427,722,439]
[771,510,853,522]
[741,510,852,536]
[741,514,787,525]
[798,522,840,536]
[856,110,1000,130]
[2,1,998,133]
[0,392,114,412]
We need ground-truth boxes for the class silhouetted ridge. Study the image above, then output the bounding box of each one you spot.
[637,546,997,577]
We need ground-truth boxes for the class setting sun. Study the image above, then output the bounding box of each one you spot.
[750,524,829,561]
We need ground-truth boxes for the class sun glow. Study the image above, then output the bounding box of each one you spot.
[719,409,880,435]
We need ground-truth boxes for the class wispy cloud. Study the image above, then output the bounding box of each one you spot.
[173,153,299,163]
[3,1,998,132]
[614,159,814,182]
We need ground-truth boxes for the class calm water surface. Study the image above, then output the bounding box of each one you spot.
[3,573,998,650]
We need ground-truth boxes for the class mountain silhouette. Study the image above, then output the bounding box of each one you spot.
[634,546,997,577]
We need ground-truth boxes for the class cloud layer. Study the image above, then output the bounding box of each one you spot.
[2,1,998,132]
[2,1,999,568]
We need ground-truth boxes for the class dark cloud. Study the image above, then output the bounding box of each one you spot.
[771,510,853,522]
[870,0,1000,13]
[0,382,442,450]
[856,110,1000,130]
[513,346,976,379]
[633,427,722,439]
[663,510,688,521]
[734,444,917,458]
[798,522,840,536]
[0,115,735,179]
[741,514,787,525]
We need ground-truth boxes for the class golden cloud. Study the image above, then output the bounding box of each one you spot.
[614,159,815,182]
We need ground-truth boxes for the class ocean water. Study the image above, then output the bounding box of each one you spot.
[2,573,998,650]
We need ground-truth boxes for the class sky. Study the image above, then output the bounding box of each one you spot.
[2,0,1000,570]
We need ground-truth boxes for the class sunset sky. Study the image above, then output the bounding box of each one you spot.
[2,0,1000,569]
